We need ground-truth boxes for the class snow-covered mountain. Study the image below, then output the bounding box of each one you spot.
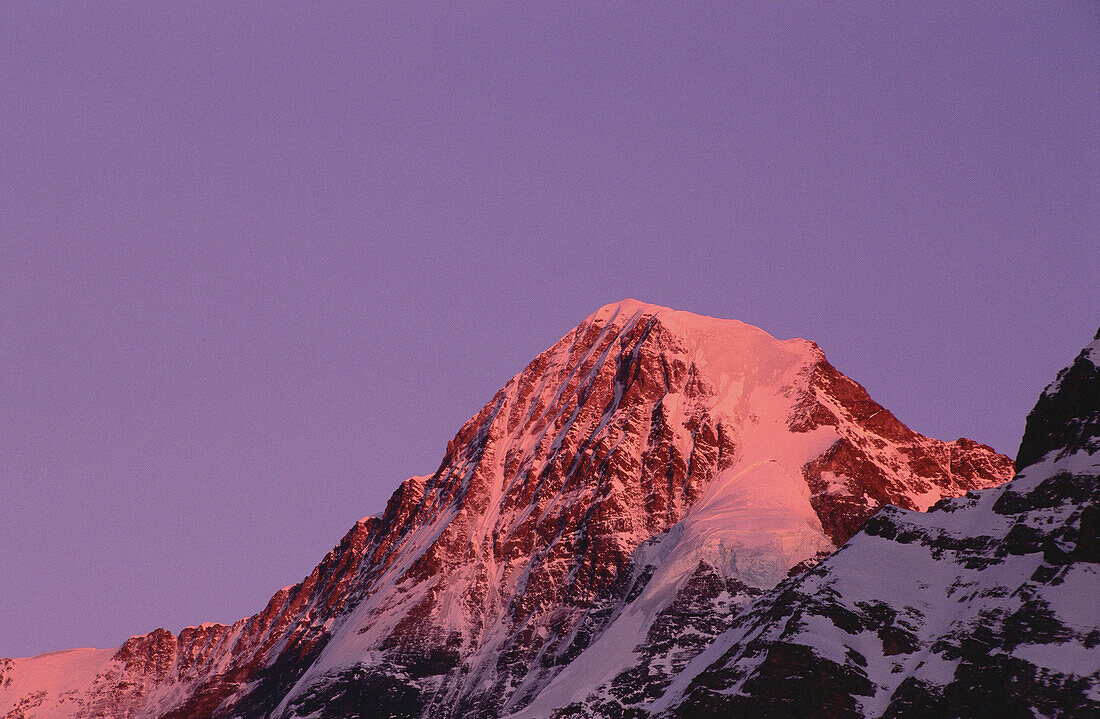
[561,328,1100,719]
[0,300,1014,719]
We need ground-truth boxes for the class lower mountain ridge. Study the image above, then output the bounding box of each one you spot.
[3,301,1042,719]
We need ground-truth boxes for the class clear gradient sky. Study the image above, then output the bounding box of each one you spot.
[1,3,1097,658]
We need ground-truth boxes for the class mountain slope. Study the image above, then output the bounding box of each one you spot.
[596,329,1098,719]
[0,300,1012,719]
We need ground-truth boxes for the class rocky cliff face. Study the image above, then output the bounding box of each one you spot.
[0,301,1013,719]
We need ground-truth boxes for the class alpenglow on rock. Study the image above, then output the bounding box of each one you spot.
[0,301,1014,719]
[589,328,1097,719]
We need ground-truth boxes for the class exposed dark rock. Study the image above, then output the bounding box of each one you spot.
[1016,328,1100,470]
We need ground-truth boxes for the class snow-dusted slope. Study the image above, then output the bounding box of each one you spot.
[0,650,114,719]
[0,301,1013,719]
[556,329,1097,719]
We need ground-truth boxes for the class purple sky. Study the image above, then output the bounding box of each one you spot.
[1,3,1097,659]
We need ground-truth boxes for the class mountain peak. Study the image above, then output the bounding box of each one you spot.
[0,305,1014,719]
[1016,326,1100,469]
[585,299,797,348]
[589,297,668,318]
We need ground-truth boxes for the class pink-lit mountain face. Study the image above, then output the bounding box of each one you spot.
[0,301,1014,719]
[617,330,1100,719]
